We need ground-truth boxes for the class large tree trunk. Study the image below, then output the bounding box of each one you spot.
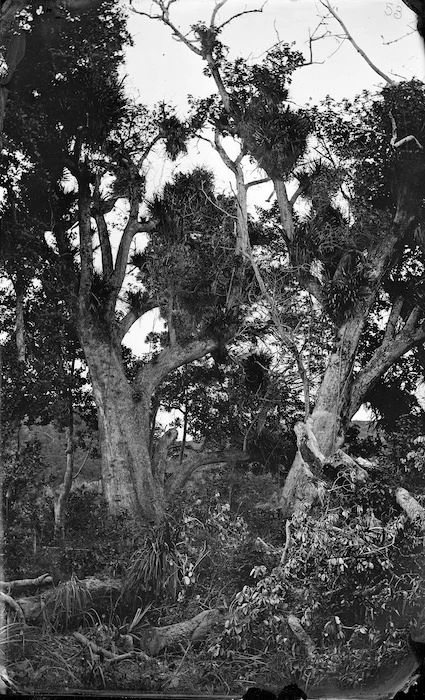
[279,183,424,516]
[309,313,367,457]
[279,313,366,515]
[77,316,165,525]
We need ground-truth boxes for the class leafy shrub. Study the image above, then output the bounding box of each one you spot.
[209,469,425,686]
[59,488,136,578]
[3,441,54,578]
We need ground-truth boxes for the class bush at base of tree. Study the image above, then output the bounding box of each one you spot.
[207,467,425,689]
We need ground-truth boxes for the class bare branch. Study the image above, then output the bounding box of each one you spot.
[216,4,266,32]
[204,51,231,111]
[214,130,237,174]
[140,133,163,161]
[246,177,270,189]
[210,0,229,28]
[381,28,416,45]
[131,0,202,55]
[319,0,395,85]
[301,18,329,67]
[389,111,423,149]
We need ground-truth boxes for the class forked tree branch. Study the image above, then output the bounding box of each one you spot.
[210,0,229,28]
[349,308,425,417]
[130,0,202,55]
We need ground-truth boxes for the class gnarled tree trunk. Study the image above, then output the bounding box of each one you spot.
[77,314,165,524]
[280,197,425,516]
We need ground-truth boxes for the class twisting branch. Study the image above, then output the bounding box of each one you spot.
[319,0,395,85]
[117,299,158,342]
[389,110,424,150]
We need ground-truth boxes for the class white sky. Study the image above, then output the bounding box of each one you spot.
[121,0,425,415]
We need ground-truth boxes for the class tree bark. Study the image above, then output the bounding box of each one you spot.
[135,608,223,656]
[53,424,74,540]
[78,316,165,524]
[280,186,424,516]
[14,289,26,364]
[396,488,425,532]
[0,573,53,592]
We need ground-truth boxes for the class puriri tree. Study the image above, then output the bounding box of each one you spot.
[135,0,425,515]
[2,0,254,524]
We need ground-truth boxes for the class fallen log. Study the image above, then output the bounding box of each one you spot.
[0,573,53,593]
[0,591,25,623]
[15,577,122,626]
[287,614,316,657]
[135,608,223,656]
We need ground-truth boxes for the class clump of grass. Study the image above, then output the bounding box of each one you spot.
[122,526,179,603]
[44,574,91,632]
